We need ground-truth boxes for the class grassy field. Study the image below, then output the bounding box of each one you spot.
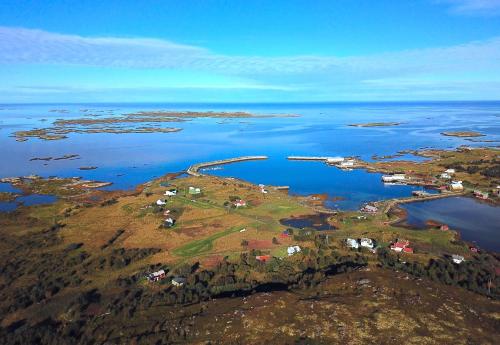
[172,226,243,257]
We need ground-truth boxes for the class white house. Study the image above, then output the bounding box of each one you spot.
[164,189,177,196]
[340,160,355,168]
[259,184,269,194]
[445,169,456,174]
[233,199,247,208]
[326,157,345,164]
[189,186,201,195]
[147,269,166,282]
[450,181,463,191]
[287,245,301,256]
[440,173,452,179]
[346,238,359,249]
[164,217,175,228]
[156,199,167,206]
[382,174,406,183]
[360,238,374,249]
[361,204,378,213]
[452,254,465,264]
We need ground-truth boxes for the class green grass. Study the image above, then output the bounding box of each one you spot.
[172,226,242,257]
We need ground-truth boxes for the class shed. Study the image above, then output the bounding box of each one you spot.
[172,277,187,287]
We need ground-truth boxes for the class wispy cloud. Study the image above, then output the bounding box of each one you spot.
[436,0,500,16]
[2,26,500,78]
[1,26,500,101]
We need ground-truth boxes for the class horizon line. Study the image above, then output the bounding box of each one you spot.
[2,100,500,106]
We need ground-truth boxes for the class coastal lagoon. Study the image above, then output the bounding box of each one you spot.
[1,102,499,211]
[400,197,500,252]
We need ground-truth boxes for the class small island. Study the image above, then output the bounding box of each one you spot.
[348,122,401,127]
[12,111,296,141]
[441,131,484,137]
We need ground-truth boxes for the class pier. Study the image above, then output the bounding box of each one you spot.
[287,156,332,161]
[186,156,268,176]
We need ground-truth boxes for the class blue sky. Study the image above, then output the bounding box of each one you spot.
[1,0,500,102]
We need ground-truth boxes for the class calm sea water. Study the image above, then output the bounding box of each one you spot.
[401,197,500,252]
[0,102,499,211]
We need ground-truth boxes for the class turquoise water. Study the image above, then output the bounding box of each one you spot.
[401,197,500,252]
[0,102,499,210]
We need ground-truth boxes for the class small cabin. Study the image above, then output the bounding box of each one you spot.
[156,199,167,206]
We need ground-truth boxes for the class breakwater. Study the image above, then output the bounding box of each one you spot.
[187,156,269,176]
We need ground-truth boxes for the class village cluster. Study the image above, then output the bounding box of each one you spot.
[344,236,466,264]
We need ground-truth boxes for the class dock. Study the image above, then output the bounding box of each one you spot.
[287,156,332,161]
[186,156,268,176]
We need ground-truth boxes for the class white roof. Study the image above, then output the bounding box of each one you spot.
[151,269,165,277]
[287,245,301,254]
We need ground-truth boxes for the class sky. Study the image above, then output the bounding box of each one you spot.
[1,0,500,103]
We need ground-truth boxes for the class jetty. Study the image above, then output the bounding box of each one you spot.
[187,156,268,176]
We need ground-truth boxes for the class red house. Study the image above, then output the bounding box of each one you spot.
[280,230,291,239]
[256,255,271,262]
[390,240,413,253]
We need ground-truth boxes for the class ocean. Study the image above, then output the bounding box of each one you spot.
[1,101,499,211]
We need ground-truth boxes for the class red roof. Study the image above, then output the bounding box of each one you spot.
[403,247,414,253]
[393,241,408,249]
[256,255,271,262]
